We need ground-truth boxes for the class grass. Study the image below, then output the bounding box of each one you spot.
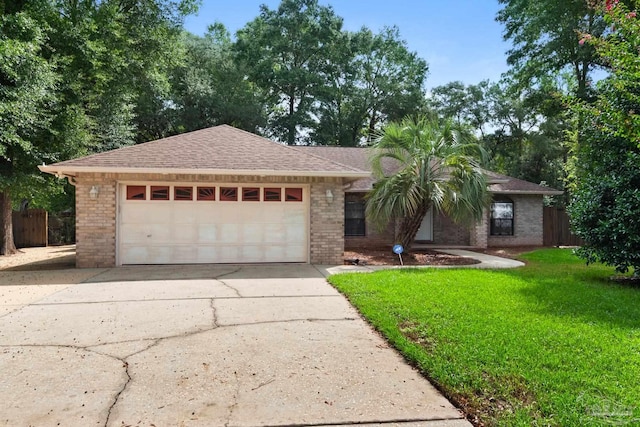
[328,249,640,426]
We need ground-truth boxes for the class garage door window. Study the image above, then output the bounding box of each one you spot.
[242,188,260,201]
[126,185,146,200]
[264,188,281,201]
[174,187,193,201]
[220,187,238,201]
[151,186,170,200]
[197,187,216,201]
[285,188,303,202]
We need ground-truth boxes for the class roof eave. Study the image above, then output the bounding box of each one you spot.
[38,165,370,179]
[490,190,564,196]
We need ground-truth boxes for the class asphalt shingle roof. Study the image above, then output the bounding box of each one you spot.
[41,125,562,195]
[299,146,562,195]
[42,125,369,177]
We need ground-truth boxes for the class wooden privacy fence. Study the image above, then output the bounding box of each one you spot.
[543,207,583,247]
[12,209,48,248]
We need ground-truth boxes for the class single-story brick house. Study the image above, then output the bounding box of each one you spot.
[299,146,563,251]
[40,125,561,268]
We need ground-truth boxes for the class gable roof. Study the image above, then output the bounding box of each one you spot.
[39,125,370,179]
[299,146,563,196]
[299,146,396,191]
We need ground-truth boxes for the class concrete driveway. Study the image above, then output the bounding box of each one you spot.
[0,264,470,427]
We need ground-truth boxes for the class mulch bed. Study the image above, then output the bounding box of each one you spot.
[344,247,480,266]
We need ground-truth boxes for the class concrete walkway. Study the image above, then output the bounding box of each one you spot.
[319,249,524,275]
[0,264,472,427]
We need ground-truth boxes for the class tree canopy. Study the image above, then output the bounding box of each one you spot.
[568,0,640,274]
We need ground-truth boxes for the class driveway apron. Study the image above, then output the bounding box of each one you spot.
[0,264,470,427]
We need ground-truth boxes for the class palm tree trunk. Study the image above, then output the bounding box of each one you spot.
[396,204,429,252]
[0,191,17,255]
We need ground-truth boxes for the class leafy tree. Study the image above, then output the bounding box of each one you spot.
[235,0,344,145]
[429,80,497,137]
[0,10,57,254]
[568,0,640,274]
[354,27,429,142]
[170,24,266,135]
[366,116,489,250]
[310,30,368,146]
[311,26,428,146]
[429,79,567,191]
[0,0,198,254]
[496,0,612,98]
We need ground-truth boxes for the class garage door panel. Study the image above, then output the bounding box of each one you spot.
[264,224,284,242]
[219,224,239,244]
[197,246,218,263]
[197,224,218,243]
[172,246,197,263]
[172,204,198,222]
[120,224,151,241]
[171,225,197,243]
[119,184,308,264]
[285,245,307,261]
[285,208,306,222]
[145,224,171,242]
[285,225,306,242]
[121,247,148,264]
[242,224,265,243]
[122,205,151,223]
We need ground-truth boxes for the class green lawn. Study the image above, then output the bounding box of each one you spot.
[328,249,640,426]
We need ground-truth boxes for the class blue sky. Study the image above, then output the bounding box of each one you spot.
[183,0,511,90]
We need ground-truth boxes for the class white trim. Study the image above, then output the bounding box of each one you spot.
[39,165,370,179]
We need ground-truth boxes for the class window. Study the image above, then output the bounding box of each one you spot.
[242,187,260,201]
[285,188,303,202]
[345,195,366,236]
[197,187,216,201]
[490,197,514,236]
[150,186,169,200]
[174,186,193,201]
[126,185,146,200]
[264,188,281,201]
[220,187,238,201]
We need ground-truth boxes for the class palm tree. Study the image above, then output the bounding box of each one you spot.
[366,116,490,251]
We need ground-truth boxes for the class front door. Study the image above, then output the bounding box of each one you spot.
[415,208,433,242]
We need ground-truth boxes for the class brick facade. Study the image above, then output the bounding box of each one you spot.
[340,194,546,250]
[433,211,471,246]
[487,194,544,247]
[309,180,345,265]
[75,176,117,268]
[74,172,346,267]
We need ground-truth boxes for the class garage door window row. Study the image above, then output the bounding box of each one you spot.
[125,185,303,202]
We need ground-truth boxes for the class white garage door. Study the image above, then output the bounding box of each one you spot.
[118,183,309,264]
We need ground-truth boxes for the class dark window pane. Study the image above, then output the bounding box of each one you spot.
[174,187,193,201]
[345,199,366,236]
[126,186,146,200]
[220,187,238,201]
[197,187,216,201]
[151,186,169,200]
[264,188,281,201]
[491,219,514,236]
[285,188,303,202]
[345,219,366,236]
[490,199,514,236]
[242,187,260,201]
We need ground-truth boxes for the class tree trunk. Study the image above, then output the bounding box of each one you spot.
[396,204,429,252]
[0,191,17,256]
